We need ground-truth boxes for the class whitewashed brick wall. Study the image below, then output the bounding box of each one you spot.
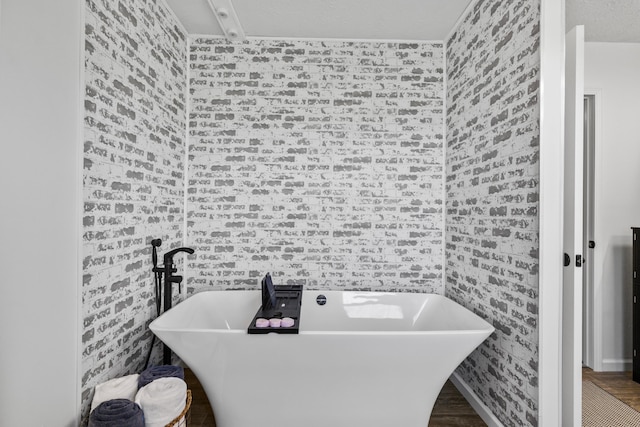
[82,0,187,422]
[187,38,445,293]
[445,0,540,425]
[80,2,543,425]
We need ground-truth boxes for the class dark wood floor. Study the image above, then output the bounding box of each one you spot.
[185,368,217,426]
[184,368,487,427]
[185,367,640,426]
[428,381,488,426]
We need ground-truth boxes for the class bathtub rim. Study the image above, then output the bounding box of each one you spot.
[150,290,495,336]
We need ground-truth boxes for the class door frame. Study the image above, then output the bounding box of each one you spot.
[562,24,585,427]
[583,90,603,371]
[538,0,566,425]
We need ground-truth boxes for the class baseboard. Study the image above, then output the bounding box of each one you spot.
[450,372,504,427]
[600,358,632,372]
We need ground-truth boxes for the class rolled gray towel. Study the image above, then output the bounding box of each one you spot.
[89,398,144,427]
[138,365,184,389]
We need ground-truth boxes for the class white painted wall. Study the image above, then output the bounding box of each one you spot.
[584,42,640,371]
[0,0,81,425]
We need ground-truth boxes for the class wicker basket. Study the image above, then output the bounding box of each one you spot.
[165,389,192,427]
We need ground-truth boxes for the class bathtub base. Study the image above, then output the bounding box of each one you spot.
[150,291,494,427]
[186,333,469,427]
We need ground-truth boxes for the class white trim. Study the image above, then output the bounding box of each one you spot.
[441,42,448,296]
[562,25,584,427]
[581,93,595,370]
[182,35,191,299]
[75,0,86,424]
[187,33,445,44]
[589,88,604,372]
[581,88,603,372]
[601,358,633,372]
[538,0,566,425]
[450,373,504,427]
[188,33,228,40]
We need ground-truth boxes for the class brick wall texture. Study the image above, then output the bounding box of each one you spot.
[445,0,541,426]
[82,0,187,422]
[80,0,542,425]
[187,38,445,293]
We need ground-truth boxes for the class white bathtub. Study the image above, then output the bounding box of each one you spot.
[150,290,494,427]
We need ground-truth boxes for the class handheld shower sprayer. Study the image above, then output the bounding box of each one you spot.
[151,238,162,271]
[146,238,163,370]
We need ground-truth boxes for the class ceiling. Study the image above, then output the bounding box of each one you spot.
[566,0,640,43]
[165,0,640,43]
[165,0,473,41]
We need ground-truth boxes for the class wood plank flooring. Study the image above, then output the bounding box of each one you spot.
[428,381,488,426]
[185,368,216,427]
[185,367,640,426]
[184,368,487,426]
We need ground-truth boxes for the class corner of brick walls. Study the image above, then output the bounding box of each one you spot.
[445,0,540,426]
[80,1,542,424]
[82,0,187,422]
[187,38,446,293]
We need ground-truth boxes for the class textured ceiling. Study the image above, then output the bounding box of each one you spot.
[164,0,222,35]
[230,0,472,40]
[566,0,640,42]
[164,0,640,43]
[165,0,473,40]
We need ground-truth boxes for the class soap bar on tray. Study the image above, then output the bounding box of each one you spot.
[248,273,302,334]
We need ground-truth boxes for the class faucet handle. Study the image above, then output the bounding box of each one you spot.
[154,265,176,273]
[168,275,183,283]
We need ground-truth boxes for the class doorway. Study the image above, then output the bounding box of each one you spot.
[583,94,596,369]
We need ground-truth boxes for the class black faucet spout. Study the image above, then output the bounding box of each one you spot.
[163,247,195,265]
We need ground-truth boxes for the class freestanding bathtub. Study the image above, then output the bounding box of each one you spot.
[150,290,494,427]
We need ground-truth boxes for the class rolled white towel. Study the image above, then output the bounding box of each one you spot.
[91,374,140,412]
[135,377,187,427]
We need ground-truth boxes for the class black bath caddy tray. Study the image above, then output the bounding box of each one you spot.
[248,274,302,334]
